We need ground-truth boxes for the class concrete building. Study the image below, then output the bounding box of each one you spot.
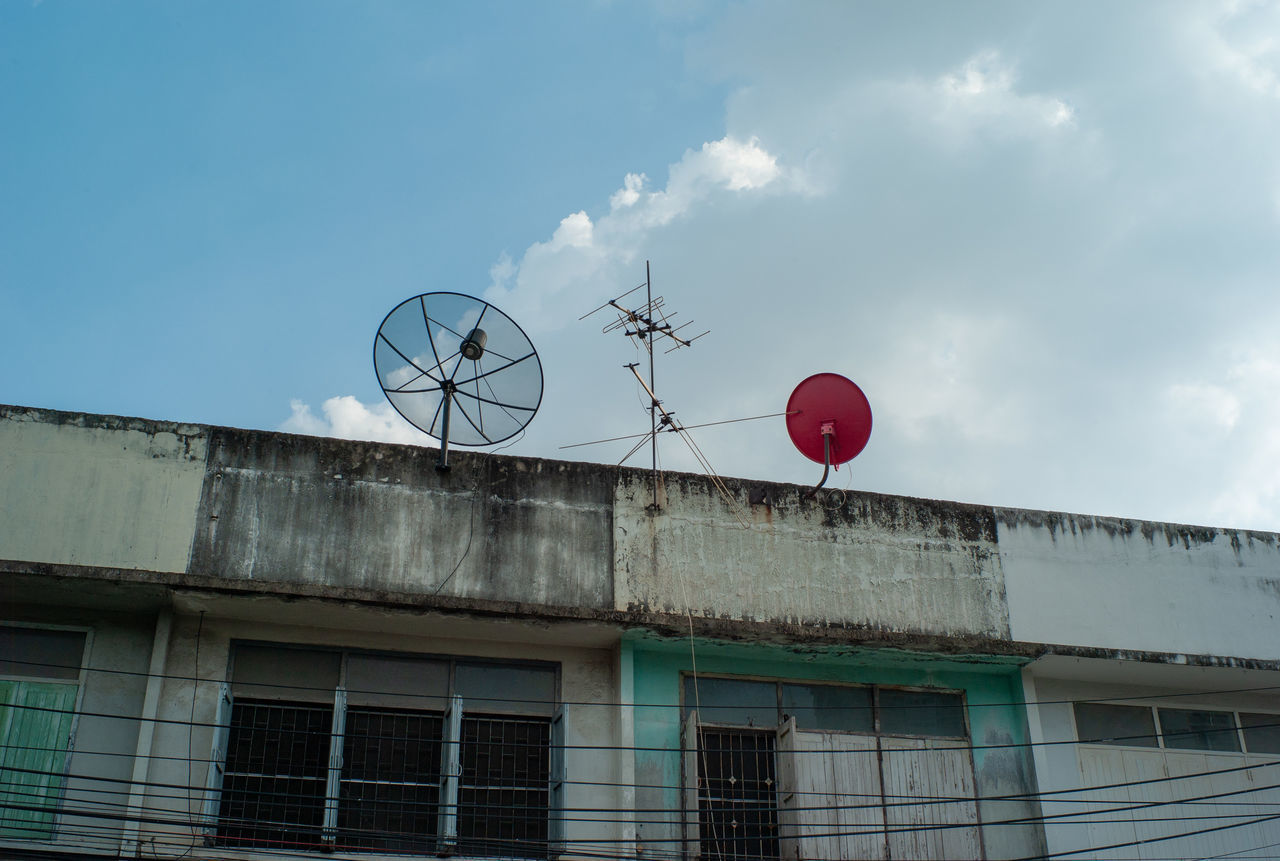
[1,403,1277,861]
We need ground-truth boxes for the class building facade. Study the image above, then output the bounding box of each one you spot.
[1,404,1278,860]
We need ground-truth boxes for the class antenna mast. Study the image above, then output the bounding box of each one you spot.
[644,262,658,509]
[581,261,708,511]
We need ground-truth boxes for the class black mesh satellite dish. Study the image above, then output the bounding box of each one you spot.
[374,292,543,470]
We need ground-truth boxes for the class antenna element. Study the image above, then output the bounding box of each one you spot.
[582,262,708,510]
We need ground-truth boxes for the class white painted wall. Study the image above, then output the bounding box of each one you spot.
[998,510,1280,659]
[0,409,206,573]
[1024,666,1280,861]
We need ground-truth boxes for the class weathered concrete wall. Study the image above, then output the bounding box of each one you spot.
[145,605,627,858]
[0,406,206,572]
[998,510,1280,660]
[7,405,1279,666]
[190,427,614,608]
[616,471,1011,640]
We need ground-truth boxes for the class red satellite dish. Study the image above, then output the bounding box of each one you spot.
[786,373,872,491]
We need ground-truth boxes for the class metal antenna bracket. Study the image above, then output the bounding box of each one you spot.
[805,421,837,498]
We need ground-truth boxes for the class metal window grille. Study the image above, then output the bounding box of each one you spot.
[457,715,552,859]
[216,700,332,851]
[214,699,554,857]
[337,707,444,852]
[698,728,779,861]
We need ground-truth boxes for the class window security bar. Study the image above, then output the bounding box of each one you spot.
[207,689,563,859]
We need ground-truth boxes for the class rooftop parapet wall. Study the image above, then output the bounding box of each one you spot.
[614,470,1012,640]
[190,427,615,608]
[0,406,206,573]
[6,405,1278,663]
[997,509,1280,661]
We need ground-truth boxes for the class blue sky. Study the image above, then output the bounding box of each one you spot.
[4,1,1279,531]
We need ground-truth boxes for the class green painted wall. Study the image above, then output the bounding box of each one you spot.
[625,633,1041,858]
[0,681,78,839]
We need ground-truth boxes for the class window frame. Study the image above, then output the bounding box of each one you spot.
[0,622,92,687]
[1239,711,1280,755]
[1071,701,1280,756]
[208,642,563,859]
[0,622,91,843]
[873,683,970,741]
[681,673,970,739]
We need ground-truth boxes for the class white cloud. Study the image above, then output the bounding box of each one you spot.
[1155,340,1280,530]
[701,136,782,190]
[487,252,516,294]
[280,396,428,446]
[927,51,1077,138]
[482,134,795,330]
[1204,347,1280,528]
[548,210,594,250]
[1165,382,1242,432]
[1195,1,1280,98]
[609,172,646,210]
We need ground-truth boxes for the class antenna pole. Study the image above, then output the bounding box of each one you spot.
[436,385,454,472]
[646,261,659,511]
[581,261,708,511]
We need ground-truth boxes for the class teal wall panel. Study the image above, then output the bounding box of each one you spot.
[625,635,1040,858]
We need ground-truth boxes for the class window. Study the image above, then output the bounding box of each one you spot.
[1158,708,1240,753]
[1240,713,1280,755]
[1074,703,1159,747]
[696,727,778,861]
[1073,703,1280,755]
[681,676,979,861]
[878,688,967,738]
[206,644,564,859]
[0,625,86,840]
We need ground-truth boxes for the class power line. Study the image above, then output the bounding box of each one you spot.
[8,755,1280,861]
[6,696,1279,761]
[6,655,1279,712]
[6,755,1280,822]
[1014,812,1280,861]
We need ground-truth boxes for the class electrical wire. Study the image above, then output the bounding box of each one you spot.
[6,779,1280,861]
[6,657,1279,714]
[7,752,1280,814]
[430,450,485,597]
[8,785,1280,860]
[7,764,1280,827]
[5,696,1278,761]
[7,690,1280,854]
[1012,813,1280,861]
[5,655,1280,857]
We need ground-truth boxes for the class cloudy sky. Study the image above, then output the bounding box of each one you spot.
[4,1,1278,531]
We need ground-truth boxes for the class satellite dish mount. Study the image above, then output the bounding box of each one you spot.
[374,292,543,471]
[786,373,873,497]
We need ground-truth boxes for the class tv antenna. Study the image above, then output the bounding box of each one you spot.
[786,372,872,497]
[374,292,543,471]
[578,261,711,512]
